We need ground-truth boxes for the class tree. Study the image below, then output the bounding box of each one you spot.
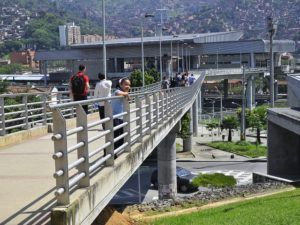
[0,79,8,94]
[0,64,23,74]
[179,112,192,139]
[248,105,268,144]
[130,69,142,87]
[221,116,239,142]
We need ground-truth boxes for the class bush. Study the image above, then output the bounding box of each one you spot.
[191,173,237,188]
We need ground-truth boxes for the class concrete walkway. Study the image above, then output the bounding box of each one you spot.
[0,124,266,224]
[0,126,106,225]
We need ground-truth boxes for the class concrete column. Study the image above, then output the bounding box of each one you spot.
[157,123,179,200]
[246,76,253,109]
[274,80,278,101]
[183,108,193,152]
[197,91,202,114]
[114,58,118,73]
[250,52,256,68]
[252,76,256,106]
[192,98,198,136]
[223,79,229,99]
[155,56,158,71]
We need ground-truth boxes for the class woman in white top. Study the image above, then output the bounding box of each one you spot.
[94,73,112,129]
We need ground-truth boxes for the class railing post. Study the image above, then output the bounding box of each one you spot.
[0,97,5,136]
[104,101,114,166]
[153,93,159,129]
[42,94,48,125]
[159,92,164,123]
[22,95,29,130]
[145,94,152,135]
[52,108,70,205]
[76,105,90,187]
[123,96,131,152]
[136,96,143,143]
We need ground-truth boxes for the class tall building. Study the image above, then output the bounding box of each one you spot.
[59,22,81,46]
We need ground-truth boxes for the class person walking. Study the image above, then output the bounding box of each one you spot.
[111,77,131,158]
[69,64,90,114]
[161,76,169,89]
[94,72,112,129]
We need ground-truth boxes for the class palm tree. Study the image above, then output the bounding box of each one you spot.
[221,116,239,142]
[248,106,268,144]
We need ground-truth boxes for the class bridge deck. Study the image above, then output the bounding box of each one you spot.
[0,117,105,225]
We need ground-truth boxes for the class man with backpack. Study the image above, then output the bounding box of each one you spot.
[70,64,90,114]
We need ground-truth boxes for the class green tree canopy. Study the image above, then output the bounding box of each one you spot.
[221,116,239,142]
[248,105,268,144]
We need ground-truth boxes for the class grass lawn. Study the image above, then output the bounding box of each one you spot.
[151,188,300,225]
[206,141,267,158]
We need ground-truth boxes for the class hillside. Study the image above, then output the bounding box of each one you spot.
[0,0,299,52]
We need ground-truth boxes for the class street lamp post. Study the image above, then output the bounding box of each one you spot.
[102,0,106,78]
[141,13,154,87]
[267,16,277,108]
[177,41,180,73]
[241,66,246,141]
[157,8,167,82]
[215,86,223,122]
[170,35,178,79]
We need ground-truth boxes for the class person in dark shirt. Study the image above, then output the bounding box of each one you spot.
[69,64,90,114]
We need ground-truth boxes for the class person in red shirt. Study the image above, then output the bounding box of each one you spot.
[69,64,90,113]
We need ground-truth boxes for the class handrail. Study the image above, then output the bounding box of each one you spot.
[50,76,202,205]
[0,81,162,136]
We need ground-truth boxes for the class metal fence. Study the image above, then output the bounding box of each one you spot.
[49,78,201,205]
[0,82,161,136]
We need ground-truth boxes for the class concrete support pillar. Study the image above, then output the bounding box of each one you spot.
[250,52,256,68]
[192,98,198,136]
[114,58,118,73]
[198,91,202,114]
[223,79,229,99]
[246,76,253,109]
[252,77,256,106]
[182,108,193,152]
[157,123,179,200]
[155,56,158,71]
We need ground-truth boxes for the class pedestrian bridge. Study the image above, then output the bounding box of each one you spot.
[0,73,205,225]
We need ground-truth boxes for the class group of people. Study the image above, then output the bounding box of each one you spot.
[161,72,196,89]
[69,66,196,157]
[69,64,131,157]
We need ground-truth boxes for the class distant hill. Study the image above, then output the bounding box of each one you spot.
[0,0,299,51]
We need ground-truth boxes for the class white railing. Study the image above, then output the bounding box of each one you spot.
[0,82,162,136]
[49,78,202,205]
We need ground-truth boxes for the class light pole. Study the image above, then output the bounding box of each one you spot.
[267,15,277,108]
[102,0,106,78]
[157,8,167,82]
[241,66,246,141]
[170,34,178,79]
[215,86,223,122]
[177,40,180,73]
[141,13,154,87]
[188,46,193,71]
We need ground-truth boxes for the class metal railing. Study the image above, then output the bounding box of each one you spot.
[0,82,162,136]
[49,78,202,205]
[191,67,268,77]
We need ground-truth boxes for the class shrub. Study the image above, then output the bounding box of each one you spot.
[191,173,237,188]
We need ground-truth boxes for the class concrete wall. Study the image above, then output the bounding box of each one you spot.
[268,121,300,176]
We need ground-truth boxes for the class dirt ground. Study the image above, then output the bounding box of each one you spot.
[92,206,135,225]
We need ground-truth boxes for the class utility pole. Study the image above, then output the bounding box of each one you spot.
[102,0,106,79]
[241,66,246,141]
[267,16,277,108]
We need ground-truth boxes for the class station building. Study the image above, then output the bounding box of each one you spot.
[35,31,296,83]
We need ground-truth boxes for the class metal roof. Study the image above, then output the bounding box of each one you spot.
[71,31,243,48]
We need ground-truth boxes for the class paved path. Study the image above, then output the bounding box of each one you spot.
[0,126,106,225]
[0,123,266,224]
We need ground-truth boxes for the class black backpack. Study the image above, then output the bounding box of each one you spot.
[71,74,85,95]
